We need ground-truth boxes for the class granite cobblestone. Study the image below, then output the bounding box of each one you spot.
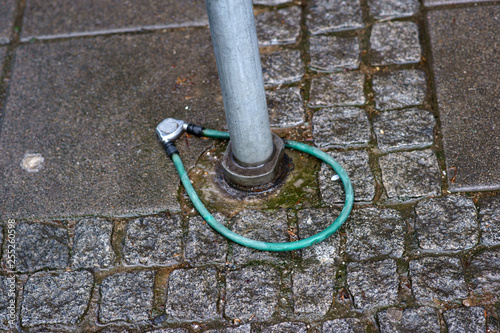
[306,0,364,35]
[372,70,427,111]
[368,0,420,19]
[479,196,500,246]
[378,307,441,333]
[266,87,305,128]
[370,21,421,66]
[255,7,301,47]
[292,264,335,316]
[309,36,360,72]
[309,72,366,107]
[261,49,304,87]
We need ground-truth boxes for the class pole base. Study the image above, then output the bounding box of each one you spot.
[221,133,285,188]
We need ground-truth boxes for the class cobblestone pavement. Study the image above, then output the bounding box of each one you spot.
[0,0,499,332]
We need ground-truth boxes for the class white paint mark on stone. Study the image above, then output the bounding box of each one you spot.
[21,153,44,172]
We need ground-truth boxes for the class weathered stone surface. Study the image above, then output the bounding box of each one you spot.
[370,21,421,66]
[123,215,182,266]
[372,70,427,111]
[297,208,341,263]
[310,36,360,72]
[378,307,440,333]
[373,108,435,152]
[309,72,365,107]
[470,248,500,302]
[345,208,405,261]
[225,266,280,321]
[444,307,486,333]
[99,271,155,323]
[292,264,335,316]
[165,268,219,321]
[22,0,208,40]
[427,6,500,191]
[323,318,364,333]
[70,218,116,269]
[266,87,305,128]
[368,0,419,19]
[226,325,251,333]
[0,48,5,72]
[14,222,69,272]
[409,257,468,304]
[379,150,441,200]
[347,259,399,309]
[0,0,15,44]
[319,150,375,204]
[0,30,224,220]
[312,107,370,148]
[256,7,301,47]
[414,196,478,251]
[261,50,304,87]
[261,322,307,333]
[424,0,491,6]
[231,209,289,264]
[0,276,14,330]
[479,196,500,246]
[185,213,228,266]
[306,0,364,35]
[21,271,93,327]
[147,329,188,333]
[254,0,293,4]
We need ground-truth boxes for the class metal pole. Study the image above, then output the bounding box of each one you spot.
[205,0,274,167]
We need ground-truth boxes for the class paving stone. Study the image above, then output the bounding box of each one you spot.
[225,266,280,321]
[370,21,421,66]
[21,271,93,327]
[372,70,427,111]
[22,0,208,40]
[256,7,301,47]
[254,0,293,4]
[266,86,305,128]
[99,271,155,323]
[470,248,500,303]
[310,36,360,72]
[409,256,468,304]
[379,150,441,200]
[123,215,182,266]
[165,268,219,321]
[318,150,375,204]
[70,218,116,269]
[378,307,440,333]
[0,276,14,330]
[306,0,364,35]
[479,196,500,246]
[427,6,500,191]
[373,108,435,152]
[0,30,224,220]
[231,209,289,264]
[312,107,370,149]
[147,329,188,333]
[309,72,366,107]
[424,0,491,6]
[13,222,69,272]
[368,0,420,19]
[345,208,405,261]
[261,49,304,87]
[292,264,335,316]
[347,259,399,309]
[185,213,228,267]
[225,324,251,333]
[414,196,479,251]
[444,307,486,333]
[323,318,365,333]
[261,322,307,332]
[0,0,15,44]
[297,208,341,263]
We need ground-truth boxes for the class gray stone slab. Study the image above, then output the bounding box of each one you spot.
[0,30,223,220]
[261,49,304,87]
[479,196,500,246]
[319,150,375,204]
[409,256,468,304]
[292,264,335,316]
[414,195,479,252]
[256,6,301,47]
[226,325,251,333]
[323,318,365,333]
[309,72,366,107]
[310,36,360,72]
[261,322,308,333]
[444,307,486,333]
[306,0,364,35]
[379,150,441,200]
[347,259,399,309]
[0,0,15,44]
[470,248,500,303]
[0,276,14,330]
[21,271,93,327]
[427,6,500,191]
[185,213,228,266]
[373,108,435,152]
[424,0,491,6]
[370,21,421,66]
[254,0,293,4]
[378,307,440,333]
[312,107,371,148]
[99,271,155,323]
[372,69,427,111]
[368,0,420,19]
[22,0,208,40]
[165,268,220,321]
[266,87,305,128]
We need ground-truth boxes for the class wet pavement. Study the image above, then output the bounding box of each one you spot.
[0,0,498,332]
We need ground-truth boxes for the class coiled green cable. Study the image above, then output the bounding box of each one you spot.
[171,128,354,252]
